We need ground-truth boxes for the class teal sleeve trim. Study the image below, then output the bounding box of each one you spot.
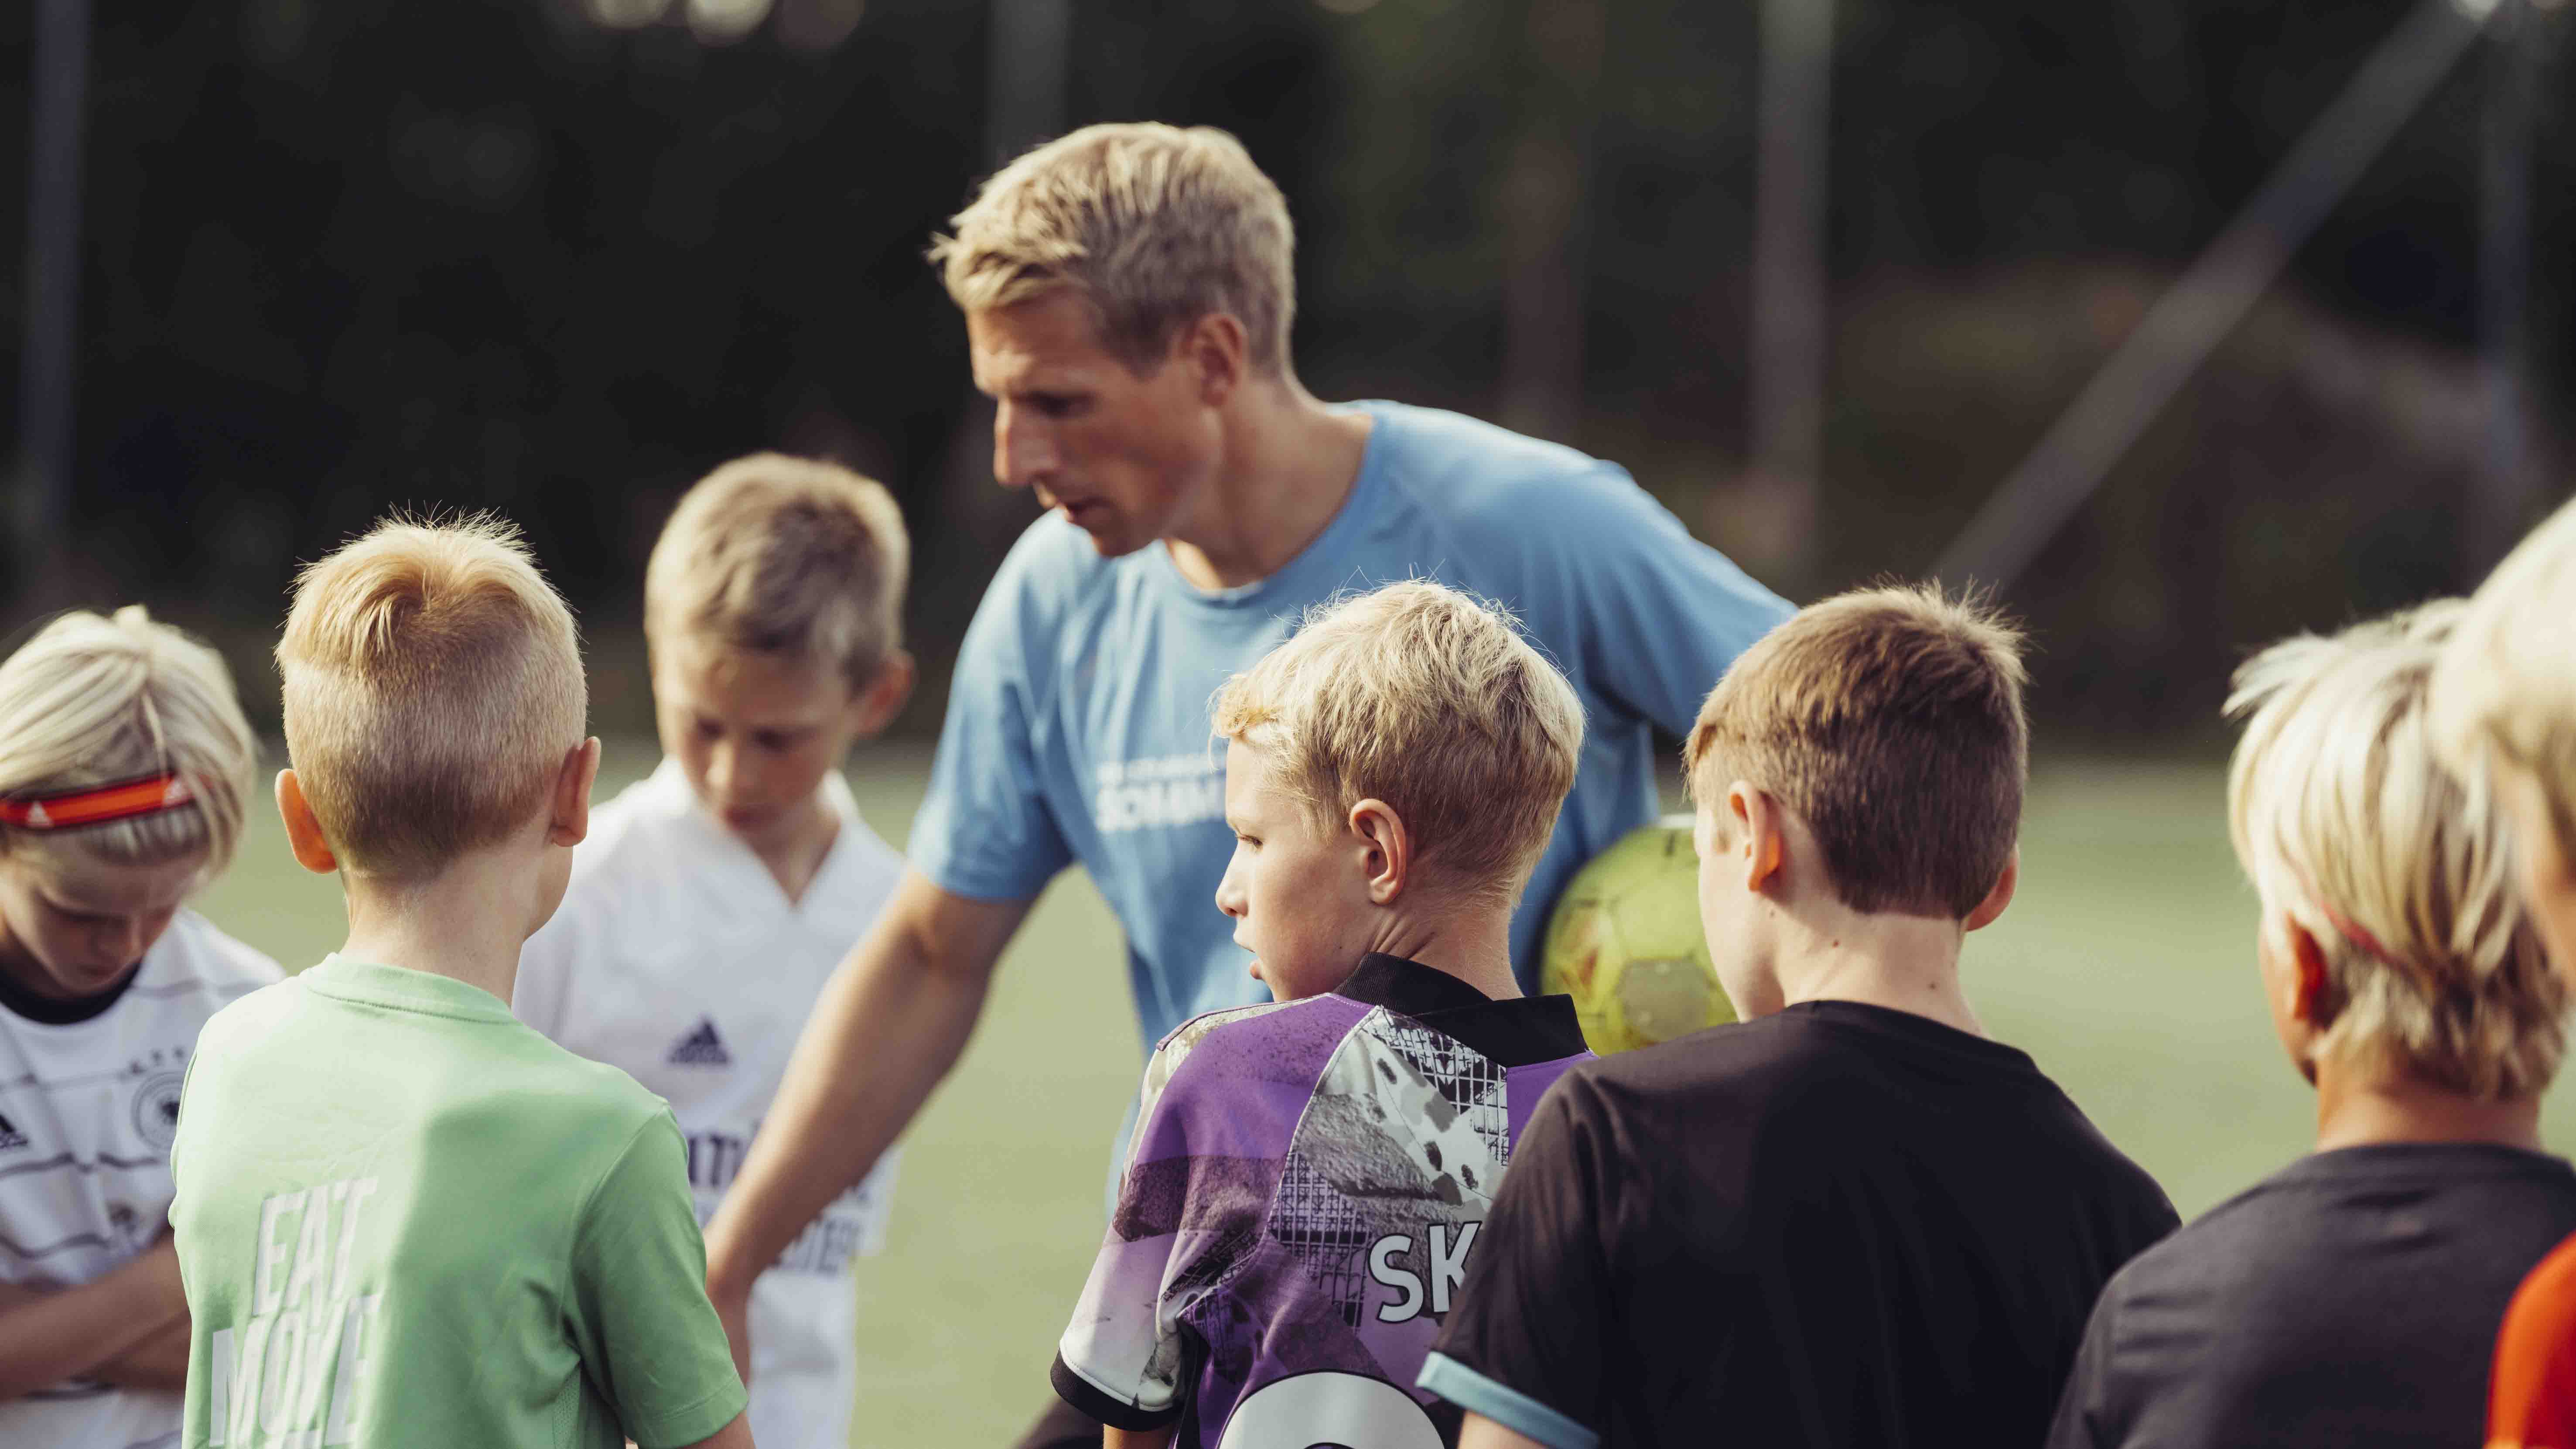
[1416,1353,1598,1449]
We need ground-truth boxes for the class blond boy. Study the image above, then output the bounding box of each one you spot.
[1049,581,1594,1449]
[1424,584,2178,1449]
[513,455,912,1449]
[2427,500,2576,1448]
[168,518,752,1449]
[2047,603,2576,1449]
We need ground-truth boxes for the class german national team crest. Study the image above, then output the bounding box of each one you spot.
[133,1070,186,1151]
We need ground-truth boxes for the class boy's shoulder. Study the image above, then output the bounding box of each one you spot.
[1141,995,1355,1104]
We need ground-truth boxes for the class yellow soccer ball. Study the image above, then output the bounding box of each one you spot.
[1541,816,1733,1054]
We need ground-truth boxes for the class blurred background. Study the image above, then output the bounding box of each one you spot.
[9,0,2576,1440]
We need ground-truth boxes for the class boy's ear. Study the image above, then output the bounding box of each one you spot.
[1729,782,1787,896]
[275,769,339,875]
[2286,919,2333,1029]
[1964,848,2019,932]
[1349,798,1410,906]
[851,649,916,737]
[548,738,601,849]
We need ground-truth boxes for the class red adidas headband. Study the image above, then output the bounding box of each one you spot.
[0,773,196,832]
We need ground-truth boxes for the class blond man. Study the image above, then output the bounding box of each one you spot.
[1048,581,1592,1449]
[2045,603,2576,1449]
[2427,501,2576,1449]
[167,518,754,1449]
[1422,584,2177,1449]
[513,456,913,1449]
[707,120,1788,1444]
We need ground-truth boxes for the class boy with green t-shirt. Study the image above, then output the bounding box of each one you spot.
[167,517,754,1449]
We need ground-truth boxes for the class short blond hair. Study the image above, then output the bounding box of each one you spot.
[2230,602,2564,1101]
[2432,499,2576,854]
[277,515,584,880]
[1211,581,1583,906]
[0,607,256,875]
[1684,584,2026,919]
[930,122,1296,376]
[645,453,909,688]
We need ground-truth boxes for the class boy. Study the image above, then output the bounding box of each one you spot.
[514,454,913,1449]
[1049,581,1595,1448]
[168,517,753,1448]
[2429,500,2576,1447]
[1421,584,2179,1449]
[2049,604,2576,1447]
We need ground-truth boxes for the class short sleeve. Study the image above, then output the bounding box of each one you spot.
[2043,1278,2124,1449]
[1418,1076,1613,1449]
[2491,1234,2576,1449]
[1050,1028,1256,1430]
[907,570,1075,902]
[1558,468,1791,735]
[567,1113,748,1449]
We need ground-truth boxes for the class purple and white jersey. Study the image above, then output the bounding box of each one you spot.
[1052,954,1592,1447]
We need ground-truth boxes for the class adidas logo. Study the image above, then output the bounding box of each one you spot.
[0,1113,27,1151]
[667,1018,731,1068]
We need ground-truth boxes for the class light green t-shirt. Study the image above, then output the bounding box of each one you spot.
[169,955,748,1449]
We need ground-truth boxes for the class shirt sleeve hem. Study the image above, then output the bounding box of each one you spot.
[1416,1353,1597,1449]
[913,850,1059,905]
[625,1380,748,1449]
[1052,1350,1184,1432]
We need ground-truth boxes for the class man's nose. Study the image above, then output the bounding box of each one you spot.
[992,403,1057,490]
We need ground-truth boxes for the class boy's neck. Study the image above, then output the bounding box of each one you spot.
[1763,903,1984,1035]
[338,848,550,1007]
[2312,1067,2543,1154]
[739,790,840,906]
[1370,906,1521,1002]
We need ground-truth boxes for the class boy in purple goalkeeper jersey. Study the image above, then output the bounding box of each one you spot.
[1049,581,1595,1449]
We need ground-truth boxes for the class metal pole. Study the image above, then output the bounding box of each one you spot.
[2473,0,2538,574]
[987,0,1069,170]
[1746,0,1834,578]
[14,0,92,616]
[1934,0,2495,592]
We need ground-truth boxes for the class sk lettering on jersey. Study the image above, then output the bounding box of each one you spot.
[204,1176,383,1447]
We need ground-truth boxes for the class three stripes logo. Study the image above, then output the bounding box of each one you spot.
[0,1113,27,1152]
[667,1017,731,1068]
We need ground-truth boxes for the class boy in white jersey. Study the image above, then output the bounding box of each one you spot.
[0,607,281,1449]
[514,453,916,1448]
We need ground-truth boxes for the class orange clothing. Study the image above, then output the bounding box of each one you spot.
[2493,1232,2576,1449]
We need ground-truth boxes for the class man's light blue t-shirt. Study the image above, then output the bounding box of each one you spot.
[911,401,1792,1053]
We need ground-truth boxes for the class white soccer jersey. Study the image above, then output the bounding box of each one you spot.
[0,909,280,1449]
[514,759,904,1449]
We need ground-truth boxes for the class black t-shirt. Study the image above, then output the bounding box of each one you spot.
[2047,1143,2576,1449]
[1421,999,2179,1448]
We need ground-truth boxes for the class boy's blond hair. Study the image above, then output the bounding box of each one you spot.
[0,607,257,875]
[929,122,1296,376]
[2229,602,2563,1101]
[1684,584,2026,919]
[277,516,584,880]
[1211,581,1583,906]
[2431,499,2576,853]
[644,453,909,689]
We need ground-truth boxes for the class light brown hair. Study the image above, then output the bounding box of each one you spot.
[277,515,584,880]
[2231,602,2564,1100]
[645,453,910,688]
[1212,581,1584,906]
[929,122,1297,376]
[2431,498,2576,854]
[1684,583,2028,918]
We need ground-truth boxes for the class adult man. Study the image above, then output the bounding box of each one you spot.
[703,122,1790,1444]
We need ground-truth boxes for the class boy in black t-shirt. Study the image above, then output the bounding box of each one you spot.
[2042,604,2576,1449]
[1419,584,2180,1449]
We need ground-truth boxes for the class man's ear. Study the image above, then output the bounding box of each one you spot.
[1349,798,1410,906]
[2286,919,2333,1029]
[851,650,916,737]
[1729,782,1787,896]
[275,769,339,876]
[1180,311,1249,407]
[549,738,602,849]
[1964,848,2019,932]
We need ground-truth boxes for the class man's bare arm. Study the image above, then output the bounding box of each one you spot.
[701,870,1031,1364]
[0,1239,188,1398]
[93,1319,190,1392]
[1458,1411,1552,1449]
